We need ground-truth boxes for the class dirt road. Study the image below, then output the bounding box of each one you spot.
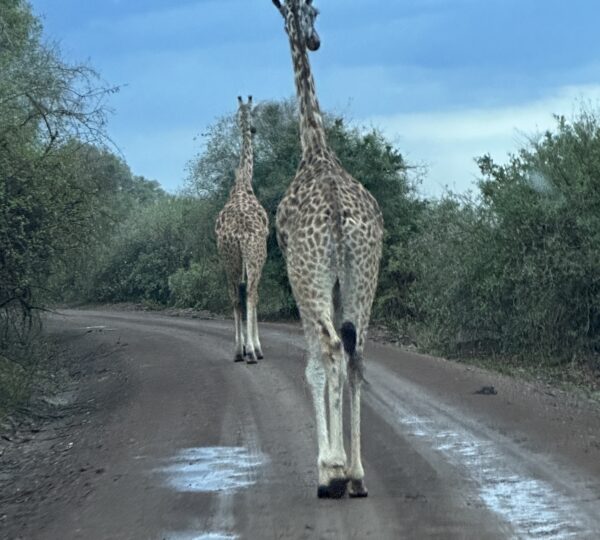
[2,309,600,539]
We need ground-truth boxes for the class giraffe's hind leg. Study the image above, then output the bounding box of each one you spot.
[338,249,380,498]
[252,306,263,359]
[223,248,245,362]
[243,275,259,365]
[347,343,368,498]
[317,316,348,498]
[242,244,266,363]
[288,248,349,497]
[301,323,346,498]
[230,282,246,362]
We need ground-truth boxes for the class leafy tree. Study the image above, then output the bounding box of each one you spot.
[0,0,122,412]
[185,99,420,318]
[89,196,220,306]
[406,110,600,368]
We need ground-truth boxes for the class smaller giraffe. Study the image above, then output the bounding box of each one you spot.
[215,96,269,364]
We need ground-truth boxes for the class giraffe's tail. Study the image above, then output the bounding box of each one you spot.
[340,321,356,356]
[341,321,366,383]
[238,282,247,318]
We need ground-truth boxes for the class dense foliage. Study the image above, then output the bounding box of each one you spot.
[75,100,600,375]
[0,0,162,412]
[82,100,419,319]
[406,112,600,368]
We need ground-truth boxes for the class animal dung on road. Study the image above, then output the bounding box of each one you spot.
[475,386,498,396]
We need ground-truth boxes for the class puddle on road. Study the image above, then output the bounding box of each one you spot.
[164,532,236,540]
[155,446,267,493]
[157,446,266,539]
[79,325,116,332]
[429,429,583,538]
[367,371,594,539]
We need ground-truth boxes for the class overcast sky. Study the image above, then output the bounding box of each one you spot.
[30,0,600,196]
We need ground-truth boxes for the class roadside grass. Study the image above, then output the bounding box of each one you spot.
[0,327,48,422]
[420,343,600,404]
[0,356,30,419]
[374,318,600,404]
[459,354,600,403]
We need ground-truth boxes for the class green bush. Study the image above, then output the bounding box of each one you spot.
[405,111,600,368]
[169,262,228,313]
[0,0,120,412]
[0,306,46,416]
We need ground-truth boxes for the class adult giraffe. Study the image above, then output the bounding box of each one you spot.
[215,96,269,365]
[272,0,384,498]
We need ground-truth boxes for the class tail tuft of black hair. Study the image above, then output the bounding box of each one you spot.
[238,283,247,318]
[340,321,357,356]
[341,321,366,383]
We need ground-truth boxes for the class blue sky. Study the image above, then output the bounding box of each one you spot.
[30,0,600,196]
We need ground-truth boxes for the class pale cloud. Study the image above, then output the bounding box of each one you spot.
[367,85,600,197]
[30,0,600,194]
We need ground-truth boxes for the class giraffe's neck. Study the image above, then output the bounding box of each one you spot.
[286,13,328,157]
[235,123,253,191]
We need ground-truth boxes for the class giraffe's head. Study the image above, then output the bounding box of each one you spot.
[272,0,320,52]
[237,95,256,135]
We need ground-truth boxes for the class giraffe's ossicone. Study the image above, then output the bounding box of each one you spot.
[215,96,269,364]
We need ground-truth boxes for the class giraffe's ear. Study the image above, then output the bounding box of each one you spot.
[248,95,253,105]
[272,0,289,18]
[238,96,243,105]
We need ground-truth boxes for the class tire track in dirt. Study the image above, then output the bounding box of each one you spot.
[3,309,598,539]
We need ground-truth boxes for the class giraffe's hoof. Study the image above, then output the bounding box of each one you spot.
[246,349,259,364]
[234,354,244,362]
[256,351,264,360]
[348,479,368,498]
[317,478,347,499]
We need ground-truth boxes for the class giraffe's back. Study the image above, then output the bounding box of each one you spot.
[277,162,382,257]
[276,162,383,324]
[215,190,269,285]
[216,191,268,243]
